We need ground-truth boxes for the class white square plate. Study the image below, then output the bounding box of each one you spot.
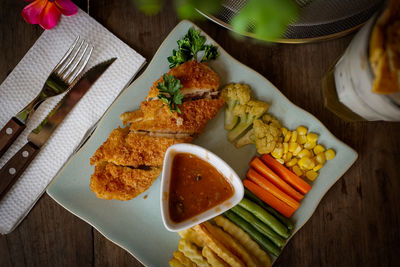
[47,20,358,266]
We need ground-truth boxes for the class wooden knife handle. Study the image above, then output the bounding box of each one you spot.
[0,117,26,158]
[0,142,39,201]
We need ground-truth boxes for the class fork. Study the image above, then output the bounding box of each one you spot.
[0,36,93,158]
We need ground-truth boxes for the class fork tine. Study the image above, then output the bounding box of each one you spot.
[54,36,80,71]
[67,46,93,84]
[63,42,89,80]
[57,40,84,75]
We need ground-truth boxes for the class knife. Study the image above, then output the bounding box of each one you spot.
[0,58,116,200]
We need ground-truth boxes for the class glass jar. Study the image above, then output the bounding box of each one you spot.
[322,13,400,121]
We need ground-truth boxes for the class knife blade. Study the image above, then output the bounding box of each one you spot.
[0,58,116,200]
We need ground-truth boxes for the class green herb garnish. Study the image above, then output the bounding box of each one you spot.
[185,27,206,58]
[157,74,184,114]
[167,27,219,68]
[202,44,219,62]
[168,39,192,68]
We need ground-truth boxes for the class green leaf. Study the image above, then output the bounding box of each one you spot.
[157,74,184,113]
[173,91,184,105]
[133,0,163,15]
[175,0,222,20]
[202,44,219,62]
[185,27,206,59]
[167,27,219,68]
[230,0,298,42]
[168,48,192,68]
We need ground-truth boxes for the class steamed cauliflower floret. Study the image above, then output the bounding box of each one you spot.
[221,84,251,130]
[221,83,251,105]
[232,103,247,115]
[262,114,281,128]
[227,100,270,142]
[253,119,281,154]
[235,114,282,154]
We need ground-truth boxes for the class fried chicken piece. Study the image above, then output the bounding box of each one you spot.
[90,127,192,167]
[146,61,220,100]
[120,98,225,136]
[120,110,143,124]
[90,162,161,200]
[91,60,224,201]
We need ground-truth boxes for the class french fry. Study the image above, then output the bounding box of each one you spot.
[202,221,260,267]
[193,224,243,267]
[173,251,197,267]
[178,239,210,267]
[169,257,185,267]
[202,246,229,267]
[214,215,271,267]
[178,228,206,248]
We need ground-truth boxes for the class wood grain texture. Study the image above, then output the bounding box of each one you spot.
[0,142,40,201]
[1,0,399,266]
[0,118,26,159]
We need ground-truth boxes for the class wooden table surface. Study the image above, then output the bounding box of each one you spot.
[1,1,399,266]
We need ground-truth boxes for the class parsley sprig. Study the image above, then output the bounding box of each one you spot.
[167,27,219,68]
[202,44,219,62]
[157,74,184,114]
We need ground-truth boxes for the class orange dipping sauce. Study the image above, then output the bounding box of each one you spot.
[169,153,234,223]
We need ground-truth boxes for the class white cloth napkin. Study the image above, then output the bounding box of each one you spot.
[0,9,145,234]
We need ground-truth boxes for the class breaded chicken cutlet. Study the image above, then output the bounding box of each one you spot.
[90,61,224,200]
[120,98,225,137]
[91,127,193,167]
[90,162,161,200]
[146,60,220,101]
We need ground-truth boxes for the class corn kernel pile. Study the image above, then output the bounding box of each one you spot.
[270,125,336,181]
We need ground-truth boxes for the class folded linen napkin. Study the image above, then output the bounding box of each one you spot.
[0,9,145,234]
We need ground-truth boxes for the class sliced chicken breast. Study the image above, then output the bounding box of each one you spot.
[120,98,225,135]
[90,61,224,201]
[90,162,161,201]
[146,61,220,101]
[120,110,143,124]
[90,127,193,167]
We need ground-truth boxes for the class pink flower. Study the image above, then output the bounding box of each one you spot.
[22,0,78,30]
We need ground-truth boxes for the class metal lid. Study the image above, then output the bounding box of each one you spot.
[198,0,384,43]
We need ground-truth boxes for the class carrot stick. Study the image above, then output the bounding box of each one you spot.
[261,154,312,194]
[250,157,304,201]
[247,169,300,210]
[243,179,296,218]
